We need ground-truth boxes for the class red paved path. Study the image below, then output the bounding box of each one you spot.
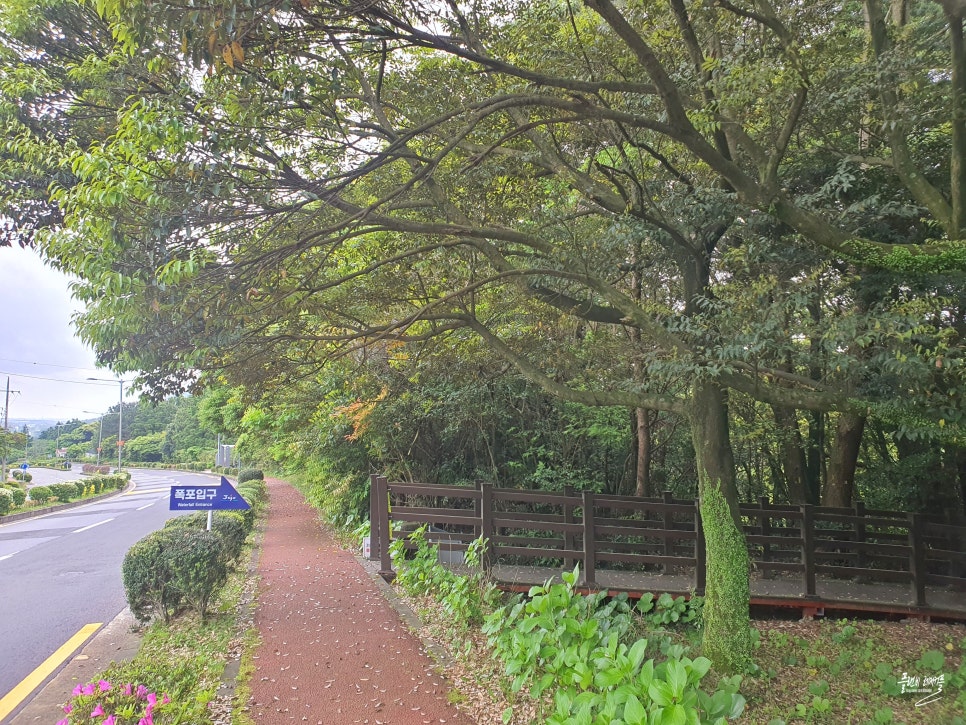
[248,479,476,724]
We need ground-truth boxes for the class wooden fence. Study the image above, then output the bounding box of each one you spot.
[368,475,966,609]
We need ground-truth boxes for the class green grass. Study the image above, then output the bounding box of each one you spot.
[742,618,965,724]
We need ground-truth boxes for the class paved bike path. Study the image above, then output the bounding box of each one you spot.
[248,479,475,724]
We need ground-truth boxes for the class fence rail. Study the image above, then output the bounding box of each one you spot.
[368,475,966,611]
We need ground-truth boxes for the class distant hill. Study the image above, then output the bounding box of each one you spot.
[6,419,68,435]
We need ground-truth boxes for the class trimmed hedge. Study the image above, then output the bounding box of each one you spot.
[7,485,26,507]
[49,482,78,502]
[126,501,260,624]
[0,488,12,515]
[122,528,181,623]
[165,529,229,620]
[29,485,52,503]
[123,526,230,623]
[238,468,264,484]
[164,511,250,562]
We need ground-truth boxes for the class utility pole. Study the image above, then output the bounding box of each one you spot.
[0,375,20,483]
[1,378,19,482]
[2,377,8,482]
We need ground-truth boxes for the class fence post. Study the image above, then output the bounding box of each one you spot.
[563,485,575,572]
[377,475,395,582]
[474,479,483,540]
[662,490,674,572]
[801,505,816,597]
[368,473,380,561]
[480,482,494,572]
[908,512,927,606]
[694,500,706,596]
[581,490,596,588]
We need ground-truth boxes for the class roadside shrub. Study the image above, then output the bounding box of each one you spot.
[165,511,249,561]
[74,481,87,497]
[122,529,182,623]
[29,485,52,503]
[11,470,31,483]
[164,512,206,530]
[82,464,111,475]
[210,512,248,560]
[0,487,13,515]
[237,468,264,484]
[8,486,26,506]
[164,528,229,620]
[49,482,77,501]
[86,474,127,492]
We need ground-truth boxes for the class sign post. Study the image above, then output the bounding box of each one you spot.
[169,477,250,529]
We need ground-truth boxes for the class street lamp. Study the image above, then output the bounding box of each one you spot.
[87,378,125,471]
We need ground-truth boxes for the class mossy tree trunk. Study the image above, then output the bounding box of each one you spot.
[691,380,752,674]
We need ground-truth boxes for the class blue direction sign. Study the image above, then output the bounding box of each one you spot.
[20,463,28,471]
[169,476,250,511]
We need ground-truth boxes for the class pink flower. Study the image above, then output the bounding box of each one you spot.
[102,716,117,725]
[82,683,96,696]
[56,719,69,725]
[137,714,154,725]
[136,685,148,700]
[161,694,170,705]
[72,684,84,696]
[91,703,105,717]
[122,684,133,696]
[63,703,73,713]
[98,680,112,692]
[146,692,157,708]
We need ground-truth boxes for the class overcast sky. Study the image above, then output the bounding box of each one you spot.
[0,246,133,422]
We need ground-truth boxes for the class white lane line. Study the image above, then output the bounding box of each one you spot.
[73,518,114,533]
[0,553,13,562]
[136,503,154,511]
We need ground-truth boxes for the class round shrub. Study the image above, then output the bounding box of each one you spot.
[210,512,248,561]
[12,470,31,483]
[238,478,267,505]
[122,529,182,623]
[0,488,13,515]
[29,485,52,503]
[164,528,229,621]
[165,511,249,560]
[74,481,87,497]
[8,486,26,507]
[49,482,77,502]
[237,468,264,484]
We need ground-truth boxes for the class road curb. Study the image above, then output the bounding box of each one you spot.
[0,482,134,525]
[4,609,143,724]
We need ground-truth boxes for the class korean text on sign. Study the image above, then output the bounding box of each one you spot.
[173,488,218,501]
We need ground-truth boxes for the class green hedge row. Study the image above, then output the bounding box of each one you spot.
[122,478,265,623]
[0,486,18,515]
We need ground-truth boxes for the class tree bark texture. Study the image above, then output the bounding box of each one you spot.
[823,412,866,508]
[690,380,751,673]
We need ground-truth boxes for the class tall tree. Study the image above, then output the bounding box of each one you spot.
[4,0,966,671]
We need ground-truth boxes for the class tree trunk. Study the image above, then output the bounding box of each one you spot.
[823,412,866,507]
[772,405,808,504]
[691,380,751,673]
[634,407,652,497]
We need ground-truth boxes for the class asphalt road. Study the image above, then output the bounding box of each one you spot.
[0,468,219,712]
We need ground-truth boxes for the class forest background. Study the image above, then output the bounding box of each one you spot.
[2,0,965,671]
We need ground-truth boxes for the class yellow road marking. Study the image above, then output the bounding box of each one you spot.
[0,622,102,721]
